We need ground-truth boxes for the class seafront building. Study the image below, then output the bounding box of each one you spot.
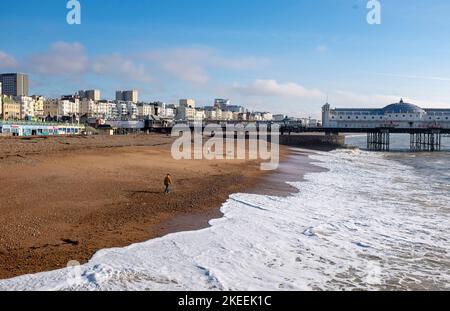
[116,90,138,103]
[0,71,306,136]
[0,72,285,124]
[0,73,29,97]
[31,96,45,119]
[153,102,175,118]
[176,99,196,121]
[137,103,155,118]
[322,99,450,129]
[16,96,35,119]
[214,98,231,110]
[56,98,80,117]
[78,89,101,101]
[179,99,196,109]
[1,96,21,120]
[80,98,98,117]
[0,120,84,137]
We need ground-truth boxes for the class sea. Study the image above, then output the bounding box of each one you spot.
[1,135,449,291]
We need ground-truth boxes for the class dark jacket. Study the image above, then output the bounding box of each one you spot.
[164,176,173,186]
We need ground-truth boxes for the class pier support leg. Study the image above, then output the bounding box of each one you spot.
[410,131,441,152]
[367,130,390,151]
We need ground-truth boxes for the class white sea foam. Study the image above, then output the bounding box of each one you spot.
[1,149,449,291]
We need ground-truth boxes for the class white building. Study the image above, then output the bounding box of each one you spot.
[80,98,98,117]
[262,112,273,121]
[152,102,175,118]
[127,101,138,119]
[176,105,196,121]
[250,112,262,121]
[203,109,215,120]
[322,99,450,129]
[137,104,154,118]
[98,100,118,119]
[15,96,36,119]
[58,99,80,117]
[221,110,234,121]
[31,95,45,118]
[116,101,129,119]
[195,109,206,121]
[164,106,175,118]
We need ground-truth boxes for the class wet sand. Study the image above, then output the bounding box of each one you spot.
[0,135,320,280]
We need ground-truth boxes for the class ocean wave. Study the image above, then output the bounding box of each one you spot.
[1,149,449,291]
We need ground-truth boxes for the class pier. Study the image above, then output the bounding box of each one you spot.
[320,100,450,152]
[281,126,449,152]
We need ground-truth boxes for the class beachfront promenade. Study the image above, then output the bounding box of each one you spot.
[3,118,449,152]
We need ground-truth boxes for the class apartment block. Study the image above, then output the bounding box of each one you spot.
[116,90,138,103]
[179,99,196,109]
[79,89,101,101]
[0,73,29,97]
[2,96,21,120]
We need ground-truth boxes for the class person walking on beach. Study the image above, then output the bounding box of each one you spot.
[164,173,174,194]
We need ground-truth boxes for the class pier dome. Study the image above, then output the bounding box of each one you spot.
[382,99,425,114]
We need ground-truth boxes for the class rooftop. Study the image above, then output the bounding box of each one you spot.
[382,99,426,114]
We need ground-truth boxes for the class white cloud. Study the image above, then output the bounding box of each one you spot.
[93,53,153,83]
[0,51,19,68]
[147,49,210,84]
[372,72,450,82]
[26,42,88,75]
[208,54,270,71]
[332,90,450,109]
[234,79,325,99]
[141,47,270,85]
[5,43,270,92]
[23,42,153,84]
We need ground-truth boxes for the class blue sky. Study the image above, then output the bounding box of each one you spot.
[1,0,450,117]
